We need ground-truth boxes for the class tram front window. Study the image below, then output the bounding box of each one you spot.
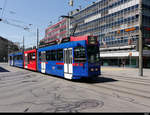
[74,46,86,63]
[87,46,100,63]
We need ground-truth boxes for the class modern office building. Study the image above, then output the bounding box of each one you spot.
[40,18,69,45]
[69,0,150,68]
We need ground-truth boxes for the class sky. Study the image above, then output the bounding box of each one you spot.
[0,0,96,48]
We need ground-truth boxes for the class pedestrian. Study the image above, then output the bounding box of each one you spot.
[122,60,125,68]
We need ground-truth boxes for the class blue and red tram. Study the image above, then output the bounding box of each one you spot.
[8,35,101,80]
[38,36,100,79]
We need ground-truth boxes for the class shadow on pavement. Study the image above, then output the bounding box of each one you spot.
[73,76,118,84]
[39,73,118,84]
[0,67,9,72]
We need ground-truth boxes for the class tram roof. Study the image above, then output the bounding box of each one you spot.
[38,40,86,52]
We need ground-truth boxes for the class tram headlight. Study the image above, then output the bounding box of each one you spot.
[95,68,98,71]
[90,68,94,71]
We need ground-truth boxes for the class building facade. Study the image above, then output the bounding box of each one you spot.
[69,0,150,68]
[0,36,19,62]
[40,18,69,45]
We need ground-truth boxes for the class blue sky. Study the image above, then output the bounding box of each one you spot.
[0,0,96,48]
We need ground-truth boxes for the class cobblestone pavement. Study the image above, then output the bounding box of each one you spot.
[0,63,150,112]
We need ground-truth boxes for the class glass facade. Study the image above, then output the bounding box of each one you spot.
[70,0,142,48]
[39,0,150,67]
[69,0,150,67]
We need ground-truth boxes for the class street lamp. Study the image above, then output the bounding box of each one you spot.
[138,0,143,76]
[37,28,39,49]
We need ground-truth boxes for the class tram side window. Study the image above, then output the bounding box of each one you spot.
[87,46,100,63]
[14,56,18,60]
[14,56,16,60]
[40,51,46,62]
[9,56,12,60]
[46,51,51,61]
[28,53,31,63]
[51,50,57,61]
[17,55,22,60]
[57,49,63,61]
[20,55,23,60]
[39,52,41,61]
[29,53,32,61]
[46,49,63,61]
[74,46,86,63]
[17,55,20,60]
[32,53,36,60]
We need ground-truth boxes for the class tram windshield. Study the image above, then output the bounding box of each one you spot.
[74,46,86,63]
[87,46,100,63]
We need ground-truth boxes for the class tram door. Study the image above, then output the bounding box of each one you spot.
[41,51,46,73]
[10,56,13,66]
[64,48,73,79]
[25,53,28,68]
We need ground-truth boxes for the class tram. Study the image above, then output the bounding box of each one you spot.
[8,53,14,66]
[24,49,37,71]
[8,52,23,68]
[8,35,101,80]
[38,35,101,79]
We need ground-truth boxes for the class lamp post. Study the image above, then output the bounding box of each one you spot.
[22,36,25,67]
[36,28,39,52]
[36,28,39,71]
[138,0,143,76]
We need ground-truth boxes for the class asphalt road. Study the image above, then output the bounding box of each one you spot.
[0,63,150,112]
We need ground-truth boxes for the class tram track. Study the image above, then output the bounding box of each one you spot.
[0,73,33,81]
[0,77,57,99]
[90,83,150,99]
[101,74,150,86]
[73,80,150,108]
[78,82,150,108]
[77,76,150,99]
[0,71,31,78]
[0,73,37,86]
[95,82,150,97]
[0,75,47,91]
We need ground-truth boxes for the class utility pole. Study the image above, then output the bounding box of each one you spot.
[37,28,39,50]
[139,0,143,76]
[23,36,25,67]
[36,28,39,71]
[23,36,25,51]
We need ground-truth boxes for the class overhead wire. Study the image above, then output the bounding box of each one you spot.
[0,0,31,31]
[1,0,7,18]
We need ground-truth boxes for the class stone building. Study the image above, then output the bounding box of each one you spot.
[0,36,19,62]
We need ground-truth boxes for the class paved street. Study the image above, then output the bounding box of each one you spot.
[0,63,150,112]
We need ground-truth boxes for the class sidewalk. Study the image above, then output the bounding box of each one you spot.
[101,66,150,80]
